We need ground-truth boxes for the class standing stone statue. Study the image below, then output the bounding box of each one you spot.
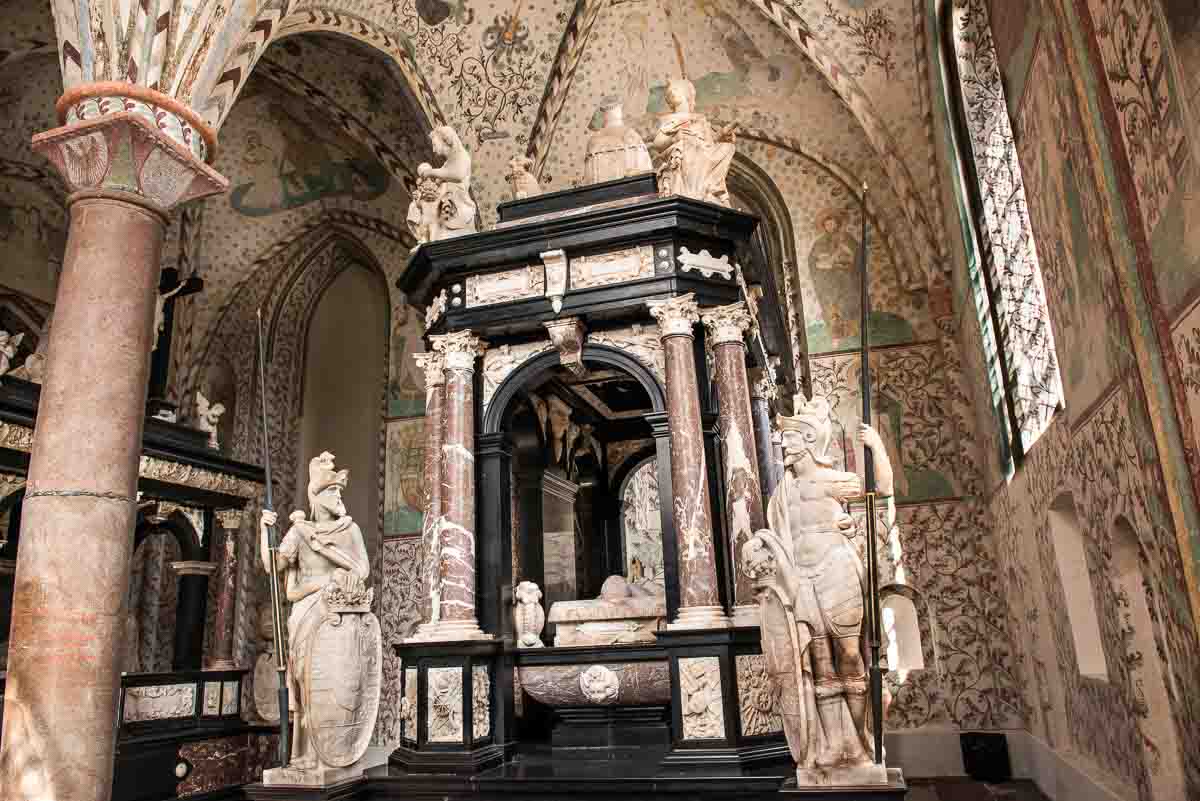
[258,452,382,786]
[506,155,541,200]
[406,125,478,244]
[195,391,225,450]
[582,97,653,184]
[742,396,894,786]
[651,79,736,207]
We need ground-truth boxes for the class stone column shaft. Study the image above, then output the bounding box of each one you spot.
[413,331,488,641]
[411,351,445,638]
[1,109,225,801]
[208,510,242,670]
[649,295,730,630]
[748,371,779,504]
[702,304,766,619]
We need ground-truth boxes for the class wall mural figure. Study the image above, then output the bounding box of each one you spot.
[808,209,861,348]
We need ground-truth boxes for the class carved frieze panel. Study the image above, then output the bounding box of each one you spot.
[427,667,464,743]
[203,682,221,716]
[473,665,491,740]
[736,654,783,736]
[679,657,725,740]
[466,265,546,308]
[222,681,239,716]
[587,326,666,385]
[124,684,196,723]
[481,340,556,410]
[570,246,654,290]
[402,667,418,742]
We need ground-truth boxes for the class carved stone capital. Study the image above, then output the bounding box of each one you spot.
[647,293,700,339]
[748,368,777,402]
[215,509,244,530]
[431,330,486,372]
[543,317,587,376]
[700,302,752,347]
[413,351,447,389]
[32,112,227,215]
[58,82,217,163]
[170,560,217,577]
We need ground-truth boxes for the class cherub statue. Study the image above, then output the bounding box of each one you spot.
[195,392,225,450]
[651,78,736,206]
[0,331,24,378]
[513,581,546,648]
[583,96,653,184]
[507,155,541,200]
[405,126,478,244]
[259,452,380,783]
[742,396,894,786]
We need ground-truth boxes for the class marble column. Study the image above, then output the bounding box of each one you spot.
[409,350,446,640]
[416,330,489,641]
[1,106,225,801]
[701,303,766,624]
[208,510,243,670]
[648,294,730,629]
[747,367,779,504]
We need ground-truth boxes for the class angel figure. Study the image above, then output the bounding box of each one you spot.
[196,391,226,450]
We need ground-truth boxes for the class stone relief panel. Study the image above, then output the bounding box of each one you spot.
[620,458,666,591]
[473,665,491,740]
[466,265,545,308]
[570,246,654,290]
[427,667,464,744]
[735,654,783,736]
[378,537,422,746]
[679,656,725,740]
[587,326,666,385]
[481,340,556,411]
[124,684,196,723]
[402,667,418,743]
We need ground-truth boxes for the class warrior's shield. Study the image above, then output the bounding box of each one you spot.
[759,586,810,766]
[304,611,383,768]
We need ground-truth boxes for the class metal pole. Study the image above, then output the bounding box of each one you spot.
[857,185,885,764]
[256,308,291,768]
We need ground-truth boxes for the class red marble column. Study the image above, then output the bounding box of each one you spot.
[648,294,730,629]
[419,331,488,641]
[208,510,242,670]
[701,303,766,623]
[409,350,445,640]
[1,108,225,801]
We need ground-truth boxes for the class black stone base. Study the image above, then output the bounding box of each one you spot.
[551,705,670,750]
[388,742,509,775]
[659,740,792,768]
[243,776,367,801]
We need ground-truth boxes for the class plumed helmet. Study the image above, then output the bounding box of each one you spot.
[307,451,348,508]
[777,395,833,462]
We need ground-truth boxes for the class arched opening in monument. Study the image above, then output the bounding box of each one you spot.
[880,590,925,678]
[295,261,389,571]
[1048,494,1108,681]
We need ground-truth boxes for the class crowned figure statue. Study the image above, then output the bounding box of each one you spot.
[742,396,895,787]
[651,79,736,207]
[582,97,654,184]
[259,452,382,786]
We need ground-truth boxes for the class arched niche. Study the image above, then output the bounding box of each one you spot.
[1048,494,1108,681]
[880,589,925,675]
[1111,517,1186,801]
[130,510,209,673]
[617,454,666,594]
[202,358,239,456]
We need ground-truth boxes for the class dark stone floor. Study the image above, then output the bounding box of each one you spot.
[906,779,1049,801]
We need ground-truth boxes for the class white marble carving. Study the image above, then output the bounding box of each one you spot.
[579,665,620,704]
[514,580,546,648]
[402,667,418,741]
[428,667,464,743]
[507,155,541,200]
[407,126,478,244]
[0,331,24,378]
[678,248,734,280]
[195,392,225,450]
[252,604,281,724]
[736,654,783,737]
[544,317,587,376]
[425,289,448,330]
[651,79,736,207]
[541,250,568,313]
[587,325,666,385]
[124,684,196,723]
[744,396,894,786]
[481,340,555,410]
[472,665,491,739]
[221,681,239,716]
[622,459,665,591]
[260,452,381,785]
[547,576,666,646]
[583,98,654,184]
[466,265,545,308]
[203,682,221,716]
[679,657,725,740]
[10,316,50,383]
[570,246,654,290]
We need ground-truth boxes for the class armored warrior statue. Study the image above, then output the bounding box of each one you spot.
[259,452,382,785]
[742,396,894,786]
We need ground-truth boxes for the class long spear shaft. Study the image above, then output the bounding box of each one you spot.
[858,184,885,765]
[256,308,291,768]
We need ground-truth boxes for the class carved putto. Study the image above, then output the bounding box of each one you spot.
[506,155,541,200]
[259,452,382,784]
[743,395,895,786]
[651,79,736,207]
[195,392,225,450]
[514,580,546,648]
[579,665,620,704]
[583,97,654,185]
[406,126,478,244]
